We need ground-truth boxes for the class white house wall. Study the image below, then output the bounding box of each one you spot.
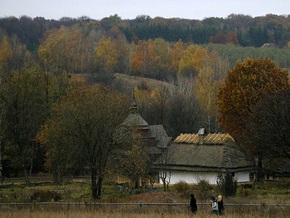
[166,171,250,184]
[234,171,250,183]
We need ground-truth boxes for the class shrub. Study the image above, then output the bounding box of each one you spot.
[198,179,212,191]
[173,181,190,193]
[172,181,193,198]
[217,173,237,197]
[240,188,253,197]
[197,179,213,200]
[30,190,61,202]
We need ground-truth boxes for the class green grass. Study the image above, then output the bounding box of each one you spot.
[1,178,290,204]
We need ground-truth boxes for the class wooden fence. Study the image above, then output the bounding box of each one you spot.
[0,202,289,209]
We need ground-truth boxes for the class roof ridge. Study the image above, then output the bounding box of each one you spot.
[174,132,234,144]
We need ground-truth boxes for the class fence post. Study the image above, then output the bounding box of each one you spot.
[30,202,35,213]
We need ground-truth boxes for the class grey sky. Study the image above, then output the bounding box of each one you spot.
[1,0,289,20]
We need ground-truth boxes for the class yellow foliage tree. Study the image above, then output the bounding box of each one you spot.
[95,37,118,73]
[169,40,185,76]
[195,67,219,131]
[130,40,148,76]
[38,26,83,74]
[0,36,13,72]
[194,50,228,132]
[178,45,210,77]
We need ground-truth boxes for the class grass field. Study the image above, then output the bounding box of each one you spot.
[1,177,290,217]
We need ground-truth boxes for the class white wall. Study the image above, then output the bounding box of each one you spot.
[164,171,250,184]
[234,171,250,182]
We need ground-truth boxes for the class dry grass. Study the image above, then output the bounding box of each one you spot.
[112,73,175,92]
[0,204,290,218]
[1,205,289,218]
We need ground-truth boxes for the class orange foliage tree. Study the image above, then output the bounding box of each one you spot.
[130,38,171,79]
[217,58,289,180]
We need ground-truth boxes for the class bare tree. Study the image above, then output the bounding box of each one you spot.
[155,147,171,192]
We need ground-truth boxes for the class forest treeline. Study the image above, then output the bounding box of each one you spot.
[1,13,290,71]
[1,13,290,49]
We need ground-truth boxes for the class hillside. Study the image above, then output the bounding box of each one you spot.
[112,73,175,92]
[82,73,175,93]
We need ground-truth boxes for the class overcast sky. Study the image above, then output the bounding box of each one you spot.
[1,0,290,20]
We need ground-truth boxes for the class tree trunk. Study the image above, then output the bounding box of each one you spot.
[23,167,30,186]
[256,155,263,181]
[96,177,103,199]
[29,157,33,176]
[52,166,63,184]
[91,168,98,199]
[134,180,139,189]
[166,183,169,191]
[162,178,166,192]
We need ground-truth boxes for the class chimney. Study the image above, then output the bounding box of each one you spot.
[198,128,206,145]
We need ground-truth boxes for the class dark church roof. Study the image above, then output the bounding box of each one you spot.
[149,125,172,149]
[119,113,149,130]
[118,97,149,130]
[116,97,171,155]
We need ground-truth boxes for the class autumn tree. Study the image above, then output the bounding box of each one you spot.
[165,77,202,137]
[38,25,88,75]
[147,38,171,80]
[0,64,50,184]
[132,81,152,117]
[0,35,29,74]
[0,35,13,73]
[169,40,185,78]
[38,84,129,199]
[178,45,209,77]
[112,127,149,188]
[194,50,228,132]
[217,58,289,180]
[195,67,219,131]
[175,45,228,133]
[94,37,117,76]
[130,40,147,76]
[132,81,171,129]
[250,89,290,169]
[149,85,170,125]
[130,38,171,80]
[94,36,130,82]
[209,32,239,45]
[115,38,131,74]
